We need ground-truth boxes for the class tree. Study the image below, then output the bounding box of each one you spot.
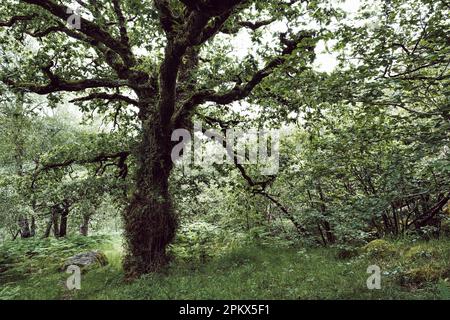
[0,0,327,277]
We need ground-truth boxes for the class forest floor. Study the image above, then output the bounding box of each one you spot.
[0,235,449,300]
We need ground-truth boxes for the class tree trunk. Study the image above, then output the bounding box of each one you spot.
[59,210,68,237]
[52,208,60,238]
[18,216,31,238]
[30,216,36,237]
[80,214,90,236]
[43,213,53,238]
[317,184,336,244]
[322,220,336,244]
[122,119,177,278]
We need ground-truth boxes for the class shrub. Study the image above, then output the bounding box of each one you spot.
[335,245,359,260]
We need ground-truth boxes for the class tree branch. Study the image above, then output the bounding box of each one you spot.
[0,14,36,26]
[173,32,314,124]
[23,0,135,67]
[3,64,129,94]
[111,0,130,47]
[70,92,139,106]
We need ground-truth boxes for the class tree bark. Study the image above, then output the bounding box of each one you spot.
[80,214,90,236]
[43,215,53,238]
[52,207,60,238]
[122,119,177,278]
[59,210,68,237]
[18,216,31,238]
[30,216,36,237]
[58,201,71,237]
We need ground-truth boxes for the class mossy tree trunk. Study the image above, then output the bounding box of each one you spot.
[122,117,178,277]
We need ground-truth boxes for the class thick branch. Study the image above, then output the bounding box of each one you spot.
[180,0,246,16]
[0,14,36,26]
[154,0,178,34]
[3,72,129,95]
[70,92,139,106]
[111,0,130,47]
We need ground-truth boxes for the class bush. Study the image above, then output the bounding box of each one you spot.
[169,222,243,263]
[335,245,359,260]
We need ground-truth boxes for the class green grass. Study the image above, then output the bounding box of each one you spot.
[1,236,449,300]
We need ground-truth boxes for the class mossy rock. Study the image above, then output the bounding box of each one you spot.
[363,239,397,259]
[400,264,450,287]
[404,245,440,262]
[61,250,108,273]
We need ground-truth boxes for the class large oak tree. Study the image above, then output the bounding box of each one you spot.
[0,0,325,277]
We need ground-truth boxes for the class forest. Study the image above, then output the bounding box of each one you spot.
[0,0,449,301]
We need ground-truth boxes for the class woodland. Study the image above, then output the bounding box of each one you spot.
[0,0,449,300]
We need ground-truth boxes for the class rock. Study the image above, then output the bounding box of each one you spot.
[404,245,439,262]
[61,250,108,272]
[362,239,397,259]
[399,264,450,288]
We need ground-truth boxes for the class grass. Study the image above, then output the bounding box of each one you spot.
[0,235,449,300]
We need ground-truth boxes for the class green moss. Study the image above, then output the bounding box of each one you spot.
[404,245,440,262]
[400,264,450,288]
[362,239,397,259]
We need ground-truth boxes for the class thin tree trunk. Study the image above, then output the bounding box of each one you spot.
[317,183,336,244]
[80,214,90,236]
[322,220,336,244]
[43,215,53,238]
[30,216,36,237]
[317,223,327,246]
[52,208,60,238]
[59,210,68,237]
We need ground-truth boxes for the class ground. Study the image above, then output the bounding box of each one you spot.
[0,235,449,300]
